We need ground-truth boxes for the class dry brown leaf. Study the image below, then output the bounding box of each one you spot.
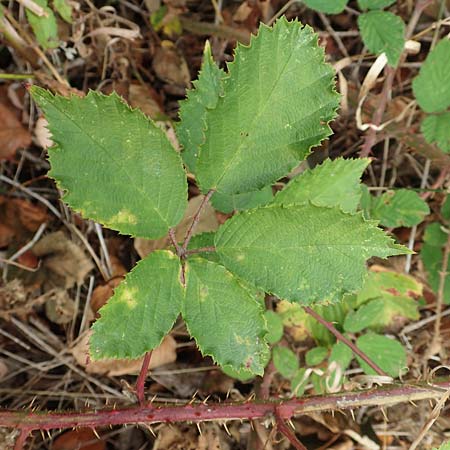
[52,428,106,450]
[135,194,219,258]
[0,103,32,160]
[90,277,123,314]
[152,41,191,87]
[0,223,15,248]
[32,231,94,289]
[71,331,177,375]
[128,83,164,119]
[14,198,48,232]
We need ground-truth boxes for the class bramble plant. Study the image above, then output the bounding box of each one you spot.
[30,18,409,377]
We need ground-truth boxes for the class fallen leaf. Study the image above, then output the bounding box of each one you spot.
[135,195,219,258]
[0,358,9,380]
[0,103,32,160]
[14,198,48,232]
[90,277,123,314]
[0,222,15,248]
[128,83,164,119]
[152,40,191,87]
[71,331,177,375]
[32,231,94,289]
[52,428,106,450]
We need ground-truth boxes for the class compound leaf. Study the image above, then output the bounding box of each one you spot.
[421,113,450,152]
[412,39,450,113]
[215,204,407,304]
[183,257,269,375]
[358,11,405,67]
[356,333,406,377]
[26,0,59,49]
[177,41,225,173]
[303,0,348,14]
[370,189,429,228]
[30,87,187,239]
[273,158,370,213]
[90,251,183,360]
[197,18,340,194]
[357,0,396,9]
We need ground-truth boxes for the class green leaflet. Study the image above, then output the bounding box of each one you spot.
[355,270,422,308]
[303,0,348,14]
[356,333,406,377]
[211,186,273,213]
[90,251,183,360]
[183,258,269,375]
[421,113,450,153]
[434,442,450,450]
[31,87,187,239]
[344,297,419,332]
[305,346,328,366]
[177,41,225,173]
[53,0,72,23]
[273,158,370,213]
[370,189,429,227]
[357,0,396,9]
[215,204,407,304]
[273,346,299,378]
[412,39,450,114]
[358,11,405,67]
[26,0,59,49]
[197,17,340,194]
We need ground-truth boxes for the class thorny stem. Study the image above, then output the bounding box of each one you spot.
[181,190,215,253]
[303,306,389,377]
[5,380,450,439]
[275,407,307,450]
[135,351,152,406]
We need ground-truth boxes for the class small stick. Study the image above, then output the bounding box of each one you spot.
[275,408,307,450]
[303,306,389,377]
[182,190,215,252]
[136,351,152,406]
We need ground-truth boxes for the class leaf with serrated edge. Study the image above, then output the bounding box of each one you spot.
[412,39,450,113]
[90,251,183,360]
[304,0,348,14]
[30,87,187,239]
[370,189,429,228]
[274,158,370,213]
[177,41,225,173]
[358,11,405,67]
[215,204,408,304]
[356,333,406,377]
[183,257,269,374]
[421,113,450,153]
[197,18,340,194]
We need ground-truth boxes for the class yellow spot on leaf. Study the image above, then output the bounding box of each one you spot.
[109,210,138,226]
